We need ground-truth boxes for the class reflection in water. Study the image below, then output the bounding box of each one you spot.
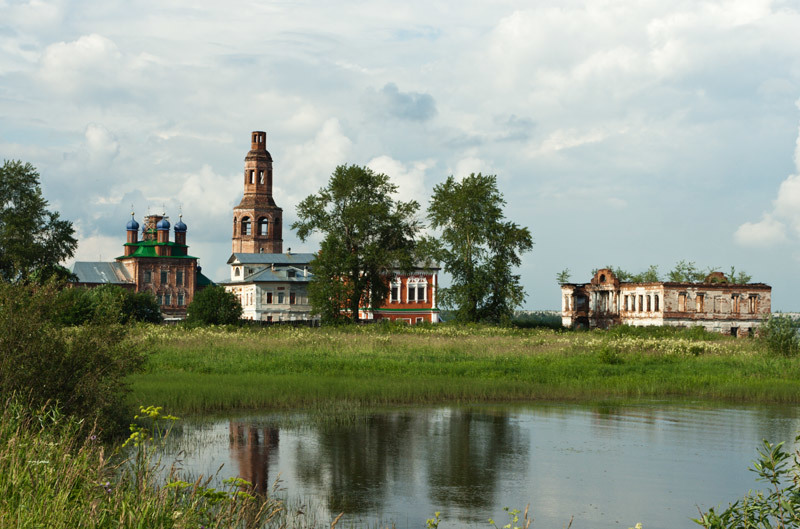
[228,423,279,494]
[164,403,800,529]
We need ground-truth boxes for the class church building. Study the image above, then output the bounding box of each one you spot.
[223,131,440,323]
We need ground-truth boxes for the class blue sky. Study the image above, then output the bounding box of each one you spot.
[3,0,800,310]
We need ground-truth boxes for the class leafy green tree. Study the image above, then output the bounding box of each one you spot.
[186,285,242,325]
[292,165,421,324]
[0,160,77,283]
[668,260,706,282]
[629,265,660,283]
[426,173,533,324]
[52,285,162,325]
[0,281,143,435]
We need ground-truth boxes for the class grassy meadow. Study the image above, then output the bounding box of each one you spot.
[125,323,800,414]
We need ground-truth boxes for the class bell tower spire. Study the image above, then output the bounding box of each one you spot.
[232,131,283,254]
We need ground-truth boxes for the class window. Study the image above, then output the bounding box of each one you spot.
[158,294,164,305]
[408,284,416,302]
[160,270,168,284]
[278,292,284,304]
[144,270,151,283]
[638,295,643,312]
[749,295,758,313]
[176,270,184,286]
[249,170,255,184]
[258,218,268,236]
[288,270,295,278]
[646,295,651,312]
[235,267,240,277]
[678,293,687,312]
[267,292,273,304]
[290,292,296,305]
[417,285,426,302]
[178,293,184,306]
[623,295,629,311]
[416,317,424,324]
[696,294,704,312]
[259,170,265,184]
[164,293,171,306]
[241,217,251,236]
[654,295,660,312]
[732,295,740,313]
[391,283,400,302]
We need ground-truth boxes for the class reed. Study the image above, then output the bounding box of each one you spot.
[125,323,800,414]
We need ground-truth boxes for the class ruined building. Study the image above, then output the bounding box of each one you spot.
[223,131,440,323]
[561,268,771,335]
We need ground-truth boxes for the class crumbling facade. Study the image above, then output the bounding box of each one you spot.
[561,268,771,335]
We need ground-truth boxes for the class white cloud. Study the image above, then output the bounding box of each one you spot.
[84,123,120,168]
[734,215,788,246]
[38,34,122,92]
[366,155,431,207]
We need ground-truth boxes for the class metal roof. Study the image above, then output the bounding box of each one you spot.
[72,262,134,285]
[227,252,316,265]
[220,266,314,285]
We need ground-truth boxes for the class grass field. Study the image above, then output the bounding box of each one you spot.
[125,323,800,414]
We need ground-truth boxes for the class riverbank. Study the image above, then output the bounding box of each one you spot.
[126,323,800,414]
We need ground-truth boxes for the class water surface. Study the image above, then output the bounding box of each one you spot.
[162,402,800,529]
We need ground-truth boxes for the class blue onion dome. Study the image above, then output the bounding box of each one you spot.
[174,215,187,232]
[126,212,139,231]
[156,217,170,230]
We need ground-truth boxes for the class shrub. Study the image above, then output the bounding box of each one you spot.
[761,314,800,357]
[53,284,162,325]
[695,436,800,528]
[0,282,143,435]
[186,285,243,325]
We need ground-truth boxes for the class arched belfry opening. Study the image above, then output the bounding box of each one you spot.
[232,131,283,254]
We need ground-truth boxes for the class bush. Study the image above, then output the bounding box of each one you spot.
[761,314,800,357]
[0,282,144,435]
[186,285,243,325]
[695,435,800,528]
[52,285,162,325]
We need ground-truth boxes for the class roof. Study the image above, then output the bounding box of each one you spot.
[116,240,198,260]
[72,262,134,285]
[197,270,214,287]
[228,252,316,265]
[220,265,314,285]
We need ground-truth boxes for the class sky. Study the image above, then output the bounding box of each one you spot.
[3,0,800,310]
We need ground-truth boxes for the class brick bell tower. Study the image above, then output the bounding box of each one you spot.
[232,131,283,254]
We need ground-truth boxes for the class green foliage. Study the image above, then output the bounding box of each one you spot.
[762,314,800,357]
[126,323,796,414]
[556,268,571,283]
[426,173,533,324]
[694,436,800,529]
[668,260,707,282]
[186,285,242,325]
[52,285,162,325]
[292,164,421,324]
[0,282,144,435]
[0,160,77,283]
[0,399,296,528]
[512,311,562,330]
[489,506,532,529]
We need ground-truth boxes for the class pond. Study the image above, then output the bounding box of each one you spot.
[160,402,800,529]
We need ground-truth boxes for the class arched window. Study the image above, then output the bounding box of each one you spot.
[235,267,241,277]
[258,217,269,236]
[241,217,251,236]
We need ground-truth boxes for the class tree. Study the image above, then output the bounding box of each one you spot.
[186,285,242,325]
[668,260,707,282]
[556,268,571,284]
[0,160,77,283]
[426,173,533,324]
[292,164,421,324]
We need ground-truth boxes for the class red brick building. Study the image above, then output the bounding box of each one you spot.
[72,212,212,320]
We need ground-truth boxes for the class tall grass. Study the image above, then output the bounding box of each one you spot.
[0,398,340,528]
[124,323,800,414]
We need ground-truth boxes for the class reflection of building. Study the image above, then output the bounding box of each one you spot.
[228,422,279,494]
[223,131,440,324]
[561,268,771,335]
[72,212,213,319]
